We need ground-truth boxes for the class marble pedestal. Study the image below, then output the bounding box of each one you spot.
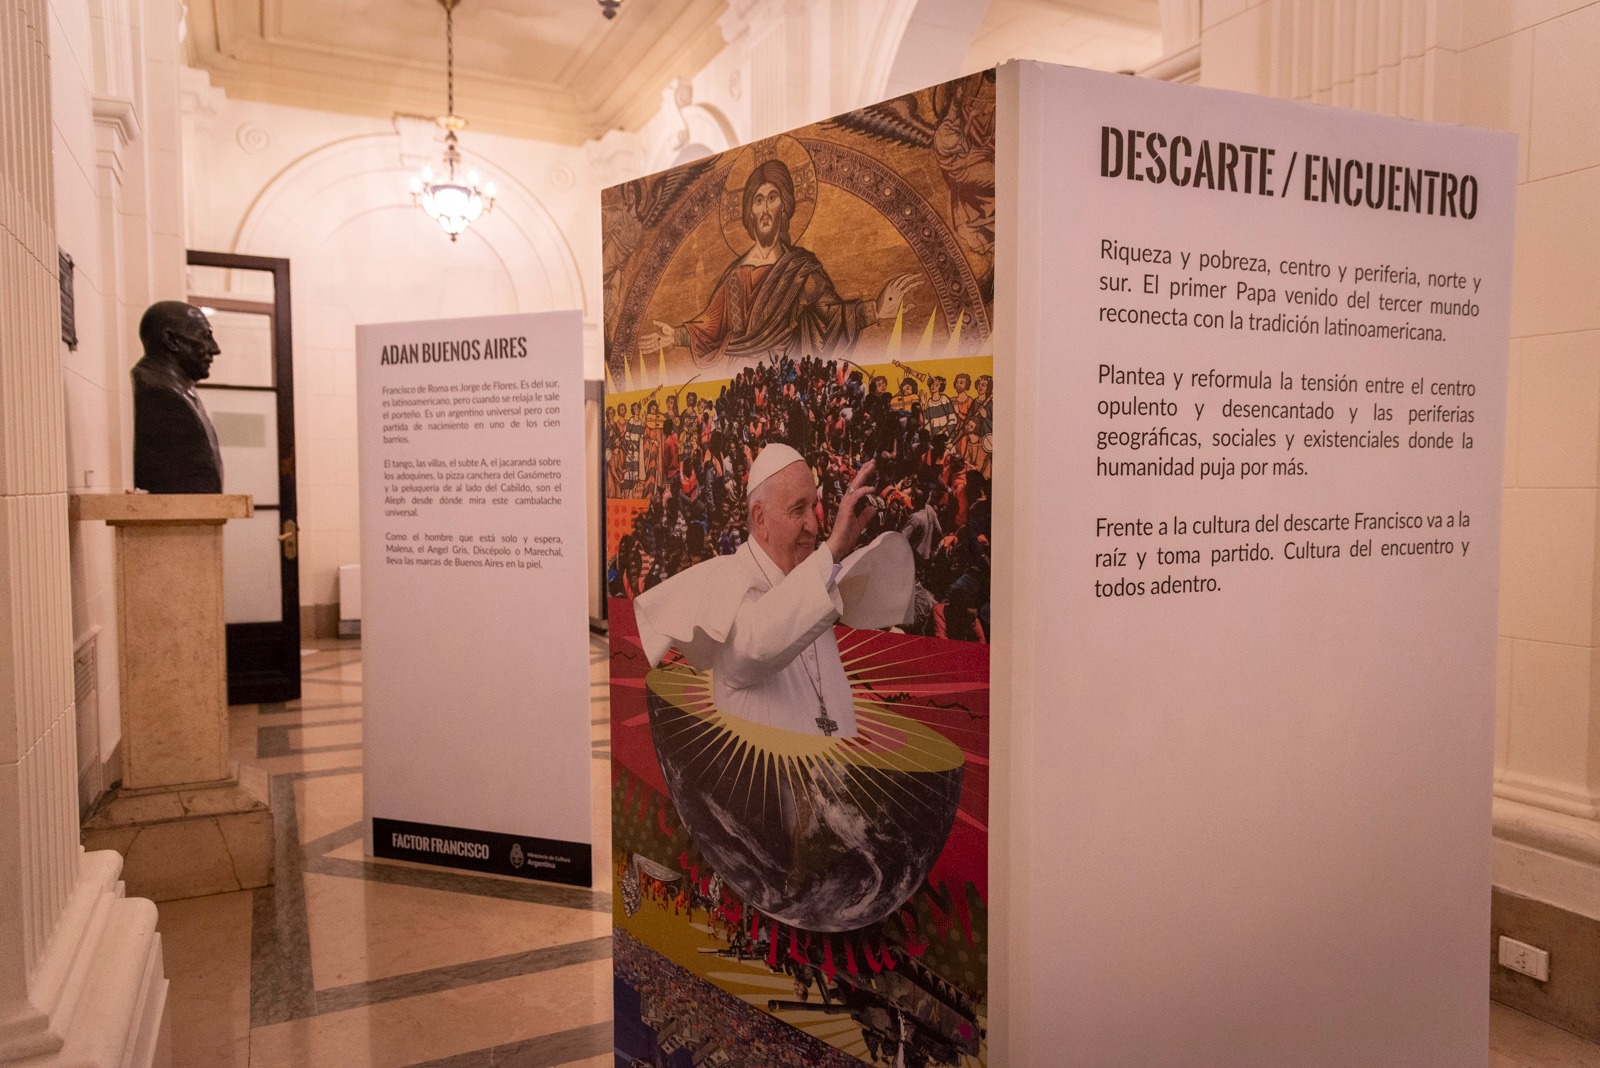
[73,493,274,902]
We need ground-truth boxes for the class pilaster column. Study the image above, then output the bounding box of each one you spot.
[90,94,137,494]
[0,0,167,1063]
[721,0,817,139]
[1139,0,1200,83]
[177,66,222,252]
[1198,0,1458,121]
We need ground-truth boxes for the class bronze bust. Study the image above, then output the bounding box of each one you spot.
[132,301,224,494]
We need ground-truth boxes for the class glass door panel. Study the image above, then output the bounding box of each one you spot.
[221,514,287,624]
[189,262,276,303]
[201,384,279,503]
[201,308,275,388]
[199,384,284,625]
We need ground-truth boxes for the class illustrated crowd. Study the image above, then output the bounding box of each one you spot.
[615,931,855,1068]
[605,356,993,643]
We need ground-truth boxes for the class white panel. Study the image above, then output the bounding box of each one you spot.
[198,386,279,505]
[993,63,1515,1065]
[338,563,361,622]
[222,513,284,625]
[356,310,592,883]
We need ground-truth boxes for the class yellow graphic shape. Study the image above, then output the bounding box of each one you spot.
[915,308,938,359]
[646,665,963,772]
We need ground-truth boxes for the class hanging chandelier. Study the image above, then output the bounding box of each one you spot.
[409,0,495,241]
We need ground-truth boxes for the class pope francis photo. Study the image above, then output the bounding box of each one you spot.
[633,443,916,737]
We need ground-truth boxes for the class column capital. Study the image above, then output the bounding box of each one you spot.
[584,127,646,189]
[720,0,811,45]
[91,96,139,151]
[178,67,222,120]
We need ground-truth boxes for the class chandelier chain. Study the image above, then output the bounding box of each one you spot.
[445,0,455,118]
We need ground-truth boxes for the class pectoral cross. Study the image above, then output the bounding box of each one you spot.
[815,705,839,737]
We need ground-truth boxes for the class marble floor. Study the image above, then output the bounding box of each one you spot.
[150,637,1600,1067]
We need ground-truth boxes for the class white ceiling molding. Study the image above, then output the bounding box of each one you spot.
[183,0,732,145]
[585,127,647,190]
[644,78,739,173]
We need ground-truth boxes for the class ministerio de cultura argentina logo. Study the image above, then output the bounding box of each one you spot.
[510,842,525,869]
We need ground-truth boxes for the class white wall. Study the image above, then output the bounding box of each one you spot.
[181,90,600,611]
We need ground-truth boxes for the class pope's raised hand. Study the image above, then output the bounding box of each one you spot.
[826,460,878,562]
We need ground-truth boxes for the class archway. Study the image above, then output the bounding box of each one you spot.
[226,134,592,611]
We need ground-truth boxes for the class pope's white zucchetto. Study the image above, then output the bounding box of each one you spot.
[746,443,809,495]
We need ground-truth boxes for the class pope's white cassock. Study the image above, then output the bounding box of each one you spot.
[633,448,915,738]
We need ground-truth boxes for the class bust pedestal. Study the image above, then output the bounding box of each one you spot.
[72,493,275,902]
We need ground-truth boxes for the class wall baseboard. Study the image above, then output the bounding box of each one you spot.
[299,602,340,640]
[78,738,123,824]
[1492,887,1600,1042]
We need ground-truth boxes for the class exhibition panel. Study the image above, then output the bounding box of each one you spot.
[357,310,594,887]
[603,59,1514,1064]
[993,63,1514,1064]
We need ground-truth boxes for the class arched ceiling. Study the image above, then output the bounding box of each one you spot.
[183,0,730,144]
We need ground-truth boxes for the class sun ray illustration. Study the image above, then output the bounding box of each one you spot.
[846,646,965,673]
[704,724,752,800]
[885,305,905,362]
[843,647,968,676]
[734,738,763,824]
[914,307,939,359]
[839,640,932,671]
[828,748,929,827]
[943,308,966,357]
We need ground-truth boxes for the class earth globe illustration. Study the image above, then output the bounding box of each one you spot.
[645,664,964,932]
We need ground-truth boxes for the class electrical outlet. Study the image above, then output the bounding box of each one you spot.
[1498,936,1550,982]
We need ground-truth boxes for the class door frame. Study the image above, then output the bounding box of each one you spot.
[187,249,301,703]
